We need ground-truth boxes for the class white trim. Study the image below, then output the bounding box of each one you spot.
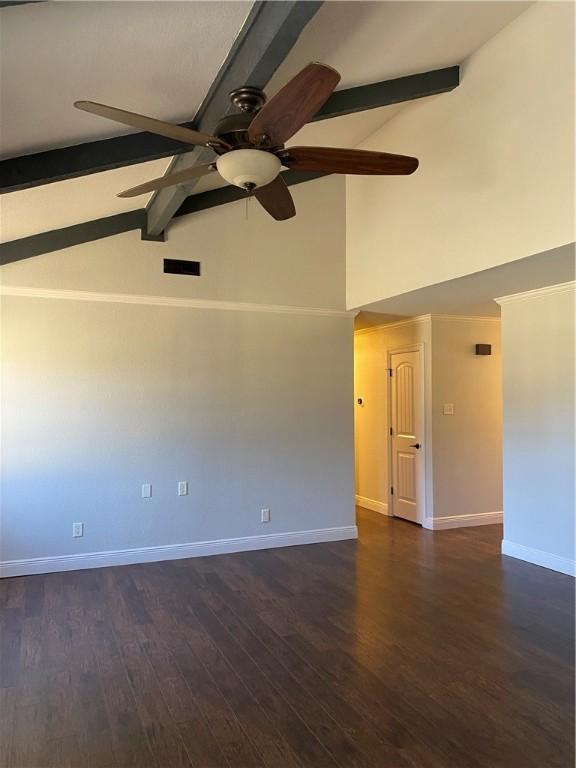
[423,511,503,530]
[0,525,358,578]
[354,313,500,337]
[0,285,352,319]
[501,540,575,577]
[430,314,500,324]
[495,281,575,306]
[354,315,431,336]
[355,495,390,516]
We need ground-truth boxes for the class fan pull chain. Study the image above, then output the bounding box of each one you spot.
[245,192,254,221]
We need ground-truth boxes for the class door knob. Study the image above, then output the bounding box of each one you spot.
[409,443,421,449]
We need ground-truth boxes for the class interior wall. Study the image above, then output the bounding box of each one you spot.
[346,2,575,309]
[354,315,503,527]
[0,177,356,573]
[499,283,575,575]
[431,316,502,522]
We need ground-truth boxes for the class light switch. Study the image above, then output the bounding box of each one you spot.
[443,403,455,416]
[178,481,188,496]
[141,483,152,498]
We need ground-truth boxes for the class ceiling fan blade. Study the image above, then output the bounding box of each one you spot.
[118,164,216,198]
[282,146,419,175]
[74,101,227,148]
[248,63,340,147]
[254,175,296,221]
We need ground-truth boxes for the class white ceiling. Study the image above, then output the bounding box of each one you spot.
[0,1,252,157]
[267,1,531,92]
[358,243,575,317]
[1,1,531,242]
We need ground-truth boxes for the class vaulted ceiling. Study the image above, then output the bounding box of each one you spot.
[1,1,530,249]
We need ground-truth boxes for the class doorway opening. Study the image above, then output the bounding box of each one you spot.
[354,313,503,530]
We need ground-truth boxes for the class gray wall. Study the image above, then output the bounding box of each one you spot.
[500,284,575,573]
[431,316,502,520]
[1,177,355,566]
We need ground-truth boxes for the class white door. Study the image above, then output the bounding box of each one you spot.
[389,349,424,524]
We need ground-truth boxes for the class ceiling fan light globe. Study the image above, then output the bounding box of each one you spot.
[216,149,281,190]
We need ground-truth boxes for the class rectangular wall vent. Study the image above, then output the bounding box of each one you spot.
[164,258,201,276]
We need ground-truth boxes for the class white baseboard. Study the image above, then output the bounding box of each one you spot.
[0,525,358,578]
[355,495,390,516]
[501,540,575,577]
[423,511,503,530]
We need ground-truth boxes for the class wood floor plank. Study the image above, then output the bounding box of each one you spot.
[202,567,452,768]
[141,622,253,768]
[185,585,337,768]
[90,619,160,768]
[197,570,415,768]
[42,735,85,768]
[139,576,266,768]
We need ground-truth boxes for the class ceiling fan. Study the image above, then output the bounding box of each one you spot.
[75,62,418,221]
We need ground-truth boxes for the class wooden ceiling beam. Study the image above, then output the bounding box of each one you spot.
[0,2,46,7]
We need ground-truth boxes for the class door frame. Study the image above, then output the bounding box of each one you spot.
[386,343,428,524]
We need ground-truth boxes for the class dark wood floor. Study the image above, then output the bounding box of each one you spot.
[1,508,574,768]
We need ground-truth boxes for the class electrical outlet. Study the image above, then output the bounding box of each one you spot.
[261,508,271,523]
[72,522,84,538]
[178,481,188,496]
[142,483,152,498]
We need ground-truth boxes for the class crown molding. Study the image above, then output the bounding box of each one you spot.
[0,285,353,319]
[495,281,575,306]
[354,312,501,336]
[354,314,431,336]
[431,313,500,324]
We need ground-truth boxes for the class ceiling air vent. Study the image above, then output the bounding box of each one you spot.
[163,259,201,276]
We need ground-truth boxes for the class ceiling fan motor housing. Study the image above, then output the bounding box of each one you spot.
[213,86,269,150]
[213,86,282,190]
[216,149,281,190]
